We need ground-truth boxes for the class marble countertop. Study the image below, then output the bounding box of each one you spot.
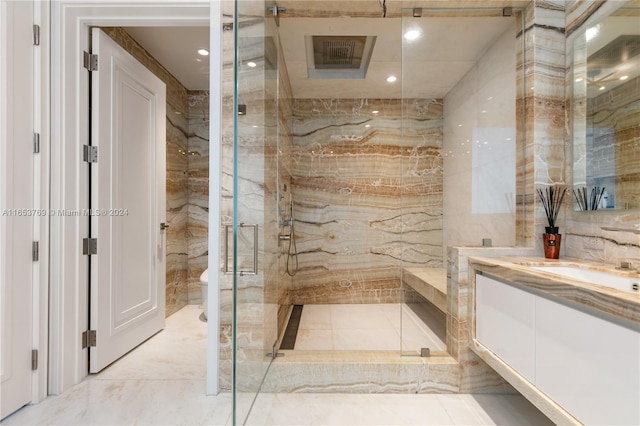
[468,256,640,324]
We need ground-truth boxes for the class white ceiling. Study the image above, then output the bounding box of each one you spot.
[279,17,513,98]
[125,27,210,91]
[124,16,514,98]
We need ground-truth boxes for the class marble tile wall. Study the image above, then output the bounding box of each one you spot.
[187,91,210,304]
[563,0,640,266]
[101,28,190,317]
[289,98,444,305]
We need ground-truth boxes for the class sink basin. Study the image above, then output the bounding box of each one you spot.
[531,266,639,292]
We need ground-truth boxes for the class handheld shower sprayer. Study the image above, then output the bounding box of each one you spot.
[282,193,298,276]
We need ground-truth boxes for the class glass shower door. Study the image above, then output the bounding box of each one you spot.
[232,0,280,424]
[399,7,524,356]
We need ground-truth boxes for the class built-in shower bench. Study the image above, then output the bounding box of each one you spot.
[402,267,448,313]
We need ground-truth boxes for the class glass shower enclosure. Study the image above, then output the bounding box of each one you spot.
[230,3,525,424]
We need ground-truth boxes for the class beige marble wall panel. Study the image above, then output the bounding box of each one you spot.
[102,28,190,317]
[521,1,569,256]
[290,98,443,304]
[187,91,210,304]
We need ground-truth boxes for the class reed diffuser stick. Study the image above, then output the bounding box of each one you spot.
[537,186,567,231]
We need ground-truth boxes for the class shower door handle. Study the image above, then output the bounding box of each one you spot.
[223,223,258,275]
[239,223,258,276]
[223,224,232,274]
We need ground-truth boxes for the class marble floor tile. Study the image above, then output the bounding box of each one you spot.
[297,304,332,330]
[294,329,334,350]
[330,304,394,330]
[2,305,232,426]
[332,328,400,351]
[245,393,553,426]
[401,326,446,352]
[293,304,445,352]
[2,305,553,426]
[98,306,207,381]
[470,394,555,426]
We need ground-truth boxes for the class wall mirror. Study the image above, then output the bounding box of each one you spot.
[571,4,640,212]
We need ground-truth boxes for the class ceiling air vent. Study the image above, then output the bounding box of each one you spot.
[588,34,640,68]
[306,35,376,79]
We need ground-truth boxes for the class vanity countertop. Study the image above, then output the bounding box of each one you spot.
[468,256,640,324]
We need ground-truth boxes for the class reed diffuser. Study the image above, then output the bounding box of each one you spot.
[537,186,567,259]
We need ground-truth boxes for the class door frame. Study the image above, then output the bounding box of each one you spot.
[48,0,222,395]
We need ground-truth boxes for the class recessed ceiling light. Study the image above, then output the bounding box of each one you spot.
[386,75,397,83]
[586,24,600,42]
[365,124,371,128]
[620,75,629,80]
[599,86,606,91]
[404,29,420,41]
[247,61,257,68]
[372,110,379,114]
[197,48,209,56]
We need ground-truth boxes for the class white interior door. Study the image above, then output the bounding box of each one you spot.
[0,0,34,419]
[89,28,166,373]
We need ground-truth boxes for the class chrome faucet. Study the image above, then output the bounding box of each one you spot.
[618,261,632,270]
[615,261,640,273]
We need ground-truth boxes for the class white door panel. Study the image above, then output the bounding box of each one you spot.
[0,0,34,419]
[90,28,166,373]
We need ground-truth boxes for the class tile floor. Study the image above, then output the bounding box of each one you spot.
[294,303,447,352]
[1,305,554,426]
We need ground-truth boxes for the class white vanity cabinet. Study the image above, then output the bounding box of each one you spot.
[536,297,639,426]
[476,274,535,382]
[474,273,640,426]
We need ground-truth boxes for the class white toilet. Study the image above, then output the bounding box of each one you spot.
[200,268,209,320]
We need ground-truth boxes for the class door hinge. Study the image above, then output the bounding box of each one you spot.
[82,330,97,349]
[33,25,40,46]
[83,145,98,163]
[82,238,97,255]
[83,51,98,71]
[265,344,284,359]
[31,349,38,370]
[33,132,40,153]
[32,241,39,261]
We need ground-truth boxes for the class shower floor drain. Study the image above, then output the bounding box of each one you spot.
[280,305,303,350]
